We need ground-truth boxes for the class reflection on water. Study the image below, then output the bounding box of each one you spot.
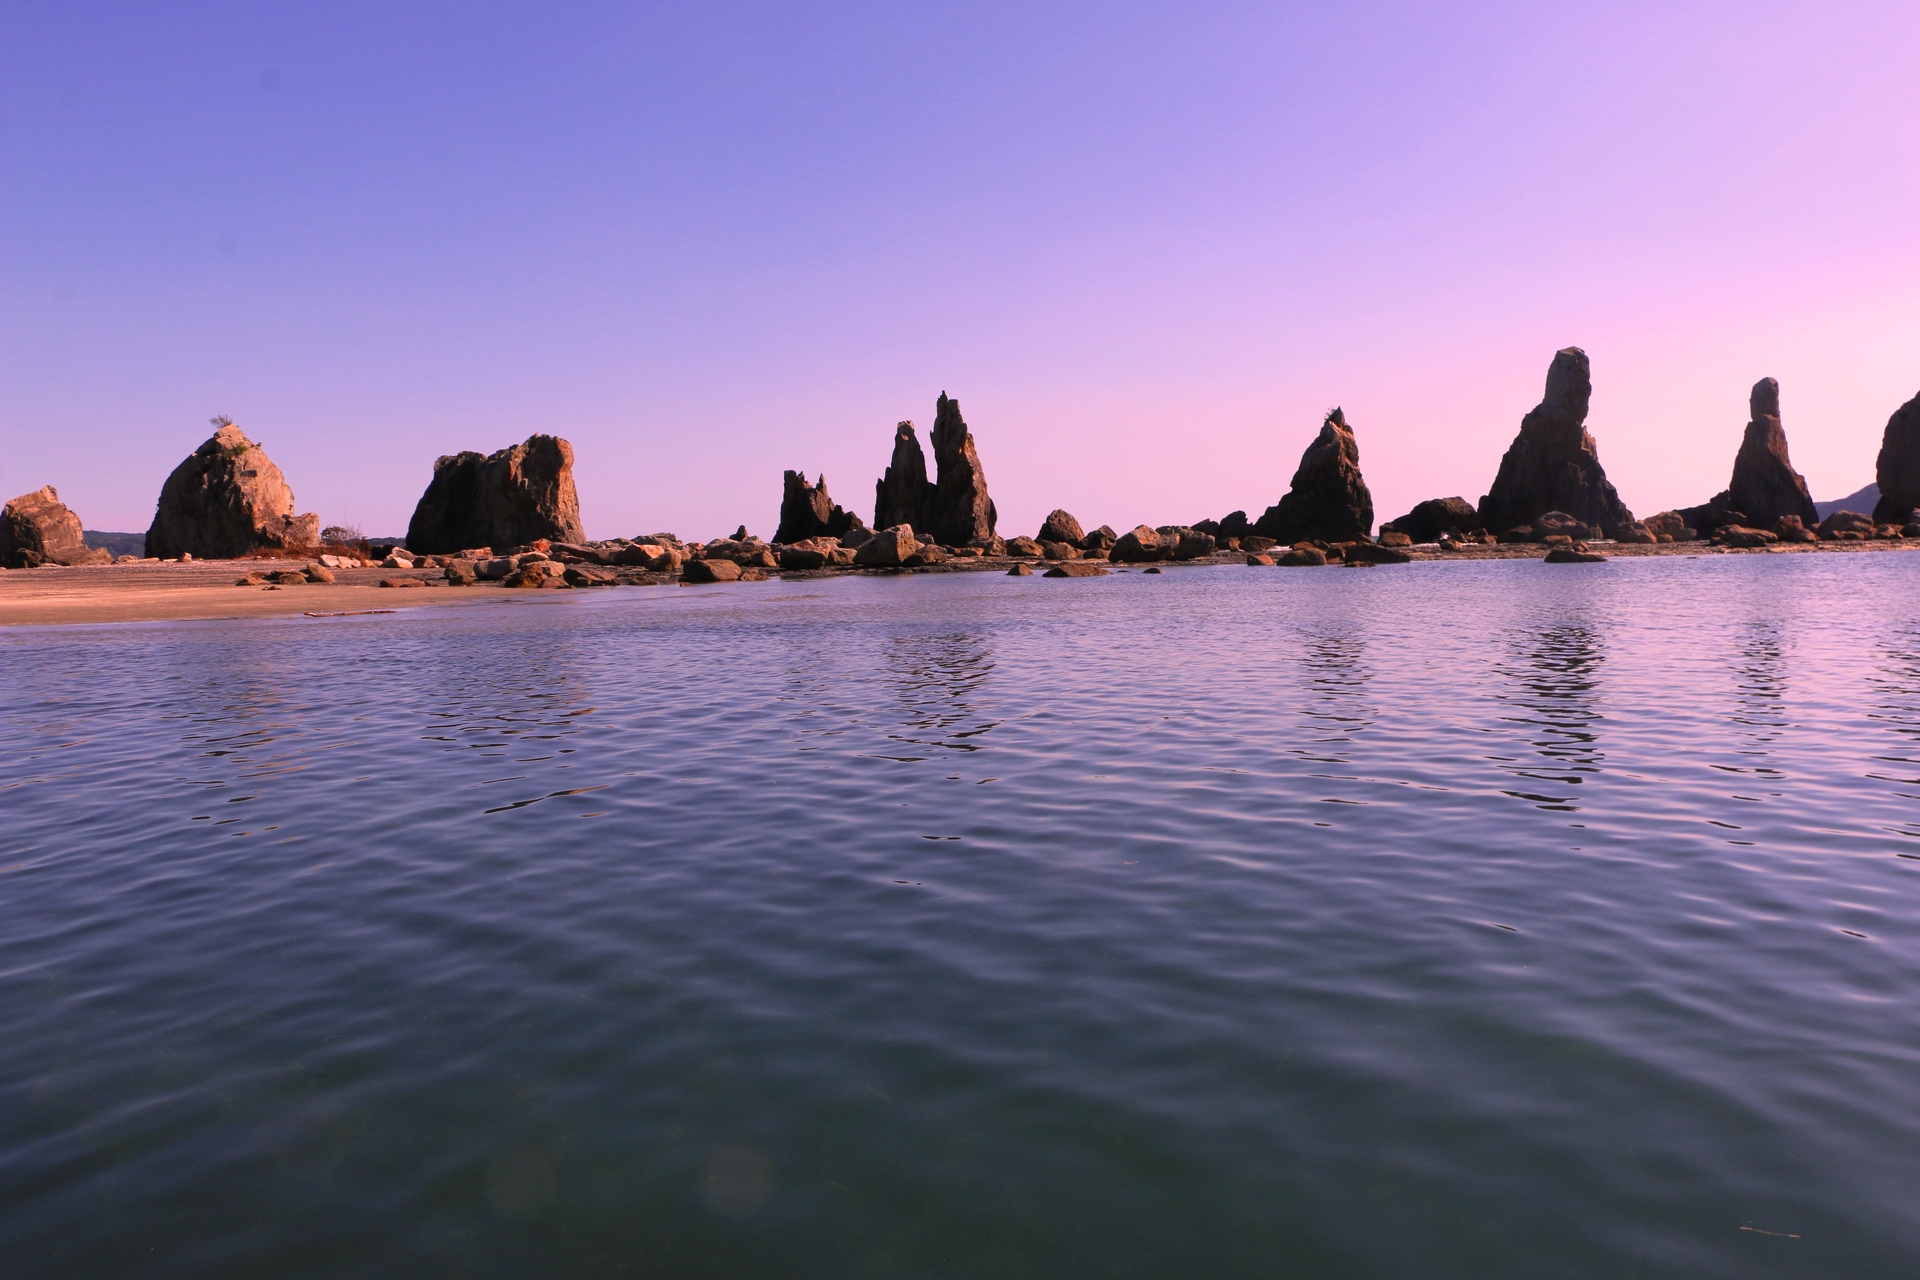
[1493,620,1604,809]
[4,556,1920,1279]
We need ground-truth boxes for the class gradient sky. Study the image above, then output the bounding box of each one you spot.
[4,1,1917,540]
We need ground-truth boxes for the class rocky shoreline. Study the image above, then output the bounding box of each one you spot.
[7,352,1920,589]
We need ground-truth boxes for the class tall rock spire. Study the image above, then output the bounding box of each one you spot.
[923,392,997,545]
[1727,378,1817,527]
[1478,348,1635,536]
[1251,408,1374,542]
[1872,390,1920,524]
[873,420,928,530]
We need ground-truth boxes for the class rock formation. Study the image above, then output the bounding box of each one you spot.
[924,392,997,546]
[1872,391,1920,524]
[1725,379,1818,528]
[1478,348,1636,538]
[146,422,320,560]
[871,394,998,546]
[1038,509,1084,545]
[1381,496,1482,544]
[1,486,109,567]
[1252,408,1374,543]
[405,434,585,555]
[774,471,860,545]
[873,421,929,531]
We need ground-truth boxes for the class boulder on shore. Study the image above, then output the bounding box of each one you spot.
[1038,509,1085,545]
[146,423,320,560]
[1251,408,1374,544]
[775,470,862,545]
[853,524,918,567]
[1,487,110,567]
[1643,510,1697,541]
[1382,496,1482,544]
[1871,390,1920,525]
[1109,525,1168,563]
[1478,348,1636,537]
[406,434,584,555]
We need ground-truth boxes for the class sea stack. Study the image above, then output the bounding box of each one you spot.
[873,422,929,531]
[405,434,585,554]
[774,471,862,544]
[1725,378,1818,527]
[1478,348,1635,537]
[870,393,997,545]
[1,486,110,567]
[924,392,997,545]
[145,422,320,560]
[1871,390,1920,525]
[1251,408,1374,543]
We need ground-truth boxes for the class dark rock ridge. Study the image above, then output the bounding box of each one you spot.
[774,471,861,544]
[1382,497,1482,543]
[870,394,998,546]
[406,434,585,555]
[1872,391,1920,524]
[1478,348,1636,538]
[1252,408,1374,543]
[2,486,109,567]
[146,423,320,560]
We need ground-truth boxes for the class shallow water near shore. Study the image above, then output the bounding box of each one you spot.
[4,554,1919,1278]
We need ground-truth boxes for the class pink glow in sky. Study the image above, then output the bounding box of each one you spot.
[4,2,1917,539]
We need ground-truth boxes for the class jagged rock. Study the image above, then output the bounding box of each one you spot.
[1080,526,1117,551]
[405,435,584,556]
[924,393,997,546]
[1479,349,1636,537]
[1872,391,1920,524]
[1038,509,1085,545]
[853,525,918,567]
[1252,409,1374,543]
[1109,525,1167,563]
[1,487,109,567]
[1643,511,1696,541]
[778,547,829,570]
[1217,511,1250,539]
[774,471,861,545]
[1170,529,1216,560]
[1342,541,1411,565]
[1382,496,1481,544]
[682,558,741,583]
[1818,510,1874,539]
[871,396,997,545]
[1774,515,1818,543]
[1721,378,1819,528]
[1533,511,1592,541]
[146,424,320,560]
[874,421,929,530]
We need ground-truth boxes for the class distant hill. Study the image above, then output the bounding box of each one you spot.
[1814,484,1878,520]
[84,530,145,558]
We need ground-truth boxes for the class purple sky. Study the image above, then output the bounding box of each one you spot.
[4,1,1917,540]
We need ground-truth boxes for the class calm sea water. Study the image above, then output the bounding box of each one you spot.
[4,555,1919,1278]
